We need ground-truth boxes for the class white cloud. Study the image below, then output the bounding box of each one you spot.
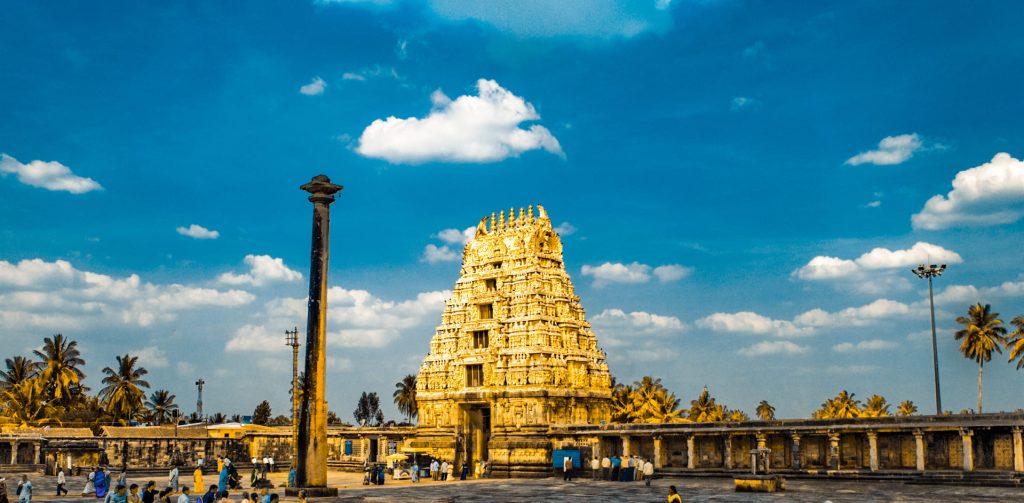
[131,345,170,368]
[436,226,475,246]
[425,0,674,39]
[0,154,102,194]
[356,79,563,164]
[698,299,911,338]
[225,286,450,351]
[832,339,898,353]
[730,96,760,111]
[738,340,808,357]
[553,222,577,236]
[933,279,1024,306]
[421,244,459,264]
[697,311,810,337]
[591,308,685,363]
[793,242,962,293]
[176,361,196,376]
[826,365,877,375]
[653,264,692,283]
[845,133,924,166]
[866,200,882,208]
[742,41,765,59]
[581,262,650,286]
[299,77,326,96]
[912,152,1024,230]
[342,72,366,81]
[176,224,220,240]
[217,255,303,287]
[342,65,401,82]
[0,258,254,331]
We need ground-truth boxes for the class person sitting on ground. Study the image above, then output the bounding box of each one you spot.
[667,485,682,503]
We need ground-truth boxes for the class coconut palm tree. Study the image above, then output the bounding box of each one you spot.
[1006,315,1024,370]
[610,384,639,423]
[727,409,750,422]
[689,386,726,422]
[392,374,418,422]
[99,354,150,424]
[756,400,775,421]
[637,386,685,423]
[813,390,862,419]
[955,303,1008,414]
[897,400,918,416]
[1,356,39,389]
[862,394,890,417]
[1,379,59,427]
[145,389,179,425]
[33,334,86,404]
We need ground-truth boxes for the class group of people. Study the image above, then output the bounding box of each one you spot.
[590,455,656,485]
[427,459,475,481]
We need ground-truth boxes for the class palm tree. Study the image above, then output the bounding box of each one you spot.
[689,386,725,422]
[1,379,59,427]
[145,389,179,425]
[755,400,775,421]
[392,374,418,422]
[637,387,684,423]
[727,409,750,422]
[862,394,890,417]
[955,303,1008,413]
[99,354,151,424]
[1006,315,1024,370]
[1,356,39,389]
[33,334,86,404]
[897,400,918,417]
[611,384,639,423]
[813,390,862,419]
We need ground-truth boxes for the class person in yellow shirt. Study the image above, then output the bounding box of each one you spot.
[216,457,224,476]
[193,466,204,493]
[667,485,682,503]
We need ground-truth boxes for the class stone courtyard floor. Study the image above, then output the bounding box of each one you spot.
[4,471,1021,503]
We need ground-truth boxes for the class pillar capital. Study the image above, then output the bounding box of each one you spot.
[866,431,879,440]
[959,427,973,437]
[790,432,801,443]
[913,429,924,439]
[1013,426,1022,434]
[300,175,344,205]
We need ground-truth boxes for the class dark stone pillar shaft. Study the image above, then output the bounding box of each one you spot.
[296,175,343,488]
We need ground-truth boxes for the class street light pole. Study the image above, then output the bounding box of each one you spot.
[912,264,947,415]
[285,327,301,462]
[195,378,205,420]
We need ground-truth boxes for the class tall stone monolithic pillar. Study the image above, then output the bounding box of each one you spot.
[295,175,343,492]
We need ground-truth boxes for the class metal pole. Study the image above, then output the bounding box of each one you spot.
[928,276,942,415]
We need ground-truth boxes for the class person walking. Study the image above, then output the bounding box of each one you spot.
[643,460,654,487]
[439,461,448,481]
[217,467,229,495]
[667,485,682,503]
[169,467,179,492]
[16,476,31,503]
[601,456,611,480]
[430,460,439,481]
[562,456,573,482]
[286,468,295,489]
[95,469,108,498]
[193,466,204,494]
[410,462,419,483]
[57,468,68,496]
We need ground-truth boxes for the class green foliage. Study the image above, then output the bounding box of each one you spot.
[812,390,862,419]
[33,334,86,405]
[862,394,890,417]
[956,303,1008,413]
[1004,315,1024,369]
[99,354,150,424]
[146,389,179,425]
[897,400,918,416]
[252,400,272,425]
[689,386,726,422]
[611,376,684,423]
[392,374,418,422]
[354,392,384,426]
[756,400,776,421]
[1,356,39,389]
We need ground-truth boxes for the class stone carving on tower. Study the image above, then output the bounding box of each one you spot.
[413,205,612,476]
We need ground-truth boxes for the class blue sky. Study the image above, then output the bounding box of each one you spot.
[2,0,1023,421]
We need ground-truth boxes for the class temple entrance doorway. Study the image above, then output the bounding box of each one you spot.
[462,404,491,475]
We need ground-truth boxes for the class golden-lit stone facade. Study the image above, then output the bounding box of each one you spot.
[414,205,612,475]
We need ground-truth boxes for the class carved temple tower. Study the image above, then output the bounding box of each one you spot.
[414,205,613,476]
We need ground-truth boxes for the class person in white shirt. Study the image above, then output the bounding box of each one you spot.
[56,469,68,496]
[169,467,179,492]
[642,460,654,486]
[590,457,600,481]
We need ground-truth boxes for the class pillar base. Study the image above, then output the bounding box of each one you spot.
[284,487,338,497]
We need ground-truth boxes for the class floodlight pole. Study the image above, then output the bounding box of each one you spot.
[912,264,946,415]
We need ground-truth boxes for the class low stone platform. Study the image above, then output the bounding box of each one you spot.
[734,475,785,492]
[284,487,338,497]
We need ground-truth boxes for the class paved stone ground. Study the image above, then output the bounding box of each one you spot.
[4,472,1021,503]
